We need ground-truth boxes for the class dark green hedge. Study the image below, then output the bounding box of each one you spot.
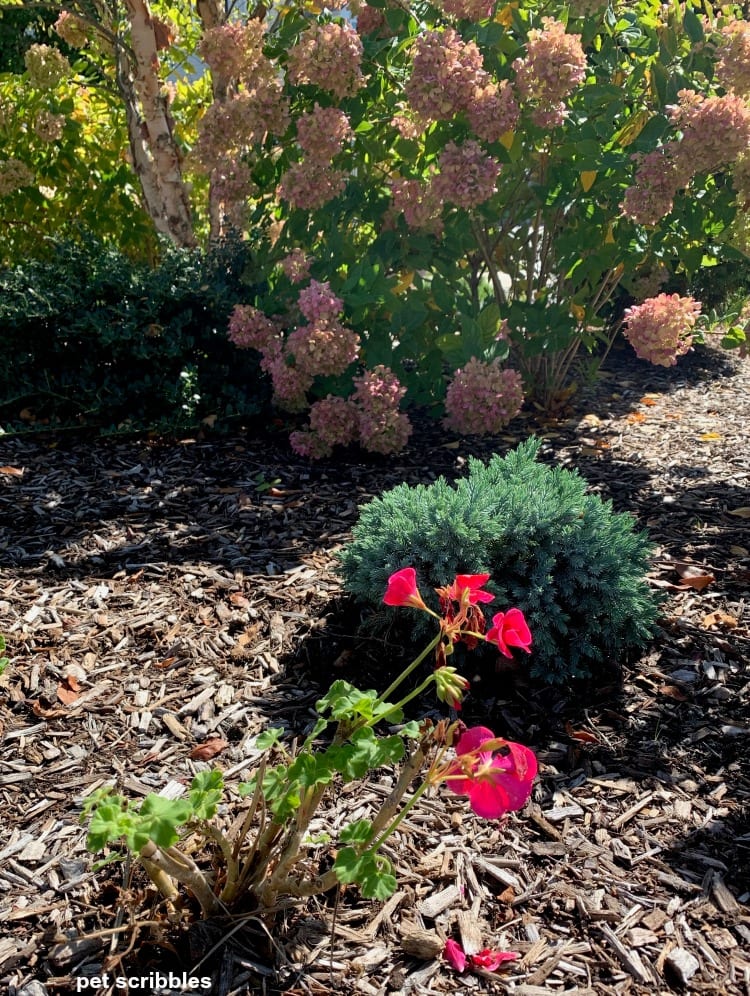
[0,237,271,434]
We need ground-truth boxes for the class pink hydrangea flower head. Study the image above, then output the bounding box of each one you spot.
[228,304,278,352]
[383,567,428,610]
[24,44,71,89]
[352,366,412,455]
[54,10,88,47]
[405,28,487,121]
[0,159,35,197]
[622,293,701,366]
[260,342,313,412]
[443,359,524,435]
[444,726,537,818]
[33,110,65,142]
[620,145,685,225]
[467,79,520,143]
[297,280,344,323]
[290,395,358,459]
[390,177,444,235]
[355,4,387,36]
[667,89,750,177]
[287,22,364,100]
[281,248,312,284]
[715,20,750,96]
[296,105,352,162]
[439,0,496,19]
[431,140,500,209]
[278,159,347,210]
[198,21,267,81]
[513,18,586,127]
[286,319,360,378]
[486,608,532,658]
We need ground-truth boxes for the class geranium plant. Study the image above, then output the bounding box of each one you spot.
[83,569,536,918]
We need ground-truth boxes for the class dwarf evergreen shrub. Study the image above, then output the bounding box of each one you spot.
[339,440,659,683]
[0,236,270,434]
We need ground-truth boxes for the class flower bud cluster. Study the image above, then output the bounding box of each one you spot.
[431,140,499,208]
[714,19,750,96]
[287,23,365,100]
[443,358,524,435]
[513,18,586,128]
[24,44,71,90]
[622,293,701,366]
[33,110,66,143]
[296,105,352,162]
[54,11,88,48]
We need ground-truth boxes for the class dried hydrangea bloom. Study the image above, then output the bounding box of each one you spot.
[622,293,701,366]
[24,44,71,89]
[443,358,524,435]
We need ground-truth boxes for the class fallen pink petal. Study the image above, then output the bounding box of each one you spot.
[469,948,520,971]
[444,938,467,972]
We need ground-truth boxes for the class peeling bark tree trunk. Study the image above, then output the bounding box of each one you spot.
[121,0,196,247]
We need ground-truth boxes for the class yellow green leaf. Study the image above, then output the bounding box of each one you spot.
[580,171,597,192]
[614,110,651,148]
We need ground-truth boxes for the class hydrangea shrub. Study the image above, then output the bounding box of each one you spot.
[2,1,750,445]
[339,440,659,683]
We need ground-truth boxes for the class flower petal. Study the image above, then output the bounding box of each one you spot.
[444,939,467,972]
[383,567,427,609]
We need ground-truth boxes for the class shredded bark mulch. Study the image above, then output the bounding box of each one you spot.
[1,342,749,996]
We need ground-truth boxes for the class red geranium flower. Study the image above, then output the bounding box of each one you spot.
[444,725,537,819]
[383,567,428,611]
[486,607,532,658]
[443,573,494,605]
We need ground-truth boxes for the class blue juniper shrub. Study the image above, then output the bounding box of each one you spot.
[338,440,660,684]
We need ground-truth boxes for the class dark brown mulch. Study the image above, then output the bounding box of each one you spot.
[1,341,749,996]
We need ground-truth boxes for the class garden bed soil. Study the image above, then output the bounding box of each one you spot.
[1,341,749,996]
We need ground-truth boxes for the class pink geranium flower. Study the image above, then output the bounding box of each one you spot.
[486,607,532,658]
[383,567,427,611]
[444,725,537,819]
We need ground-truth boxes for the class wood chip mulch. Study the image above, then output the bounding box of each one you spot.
[1,342,749,996]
